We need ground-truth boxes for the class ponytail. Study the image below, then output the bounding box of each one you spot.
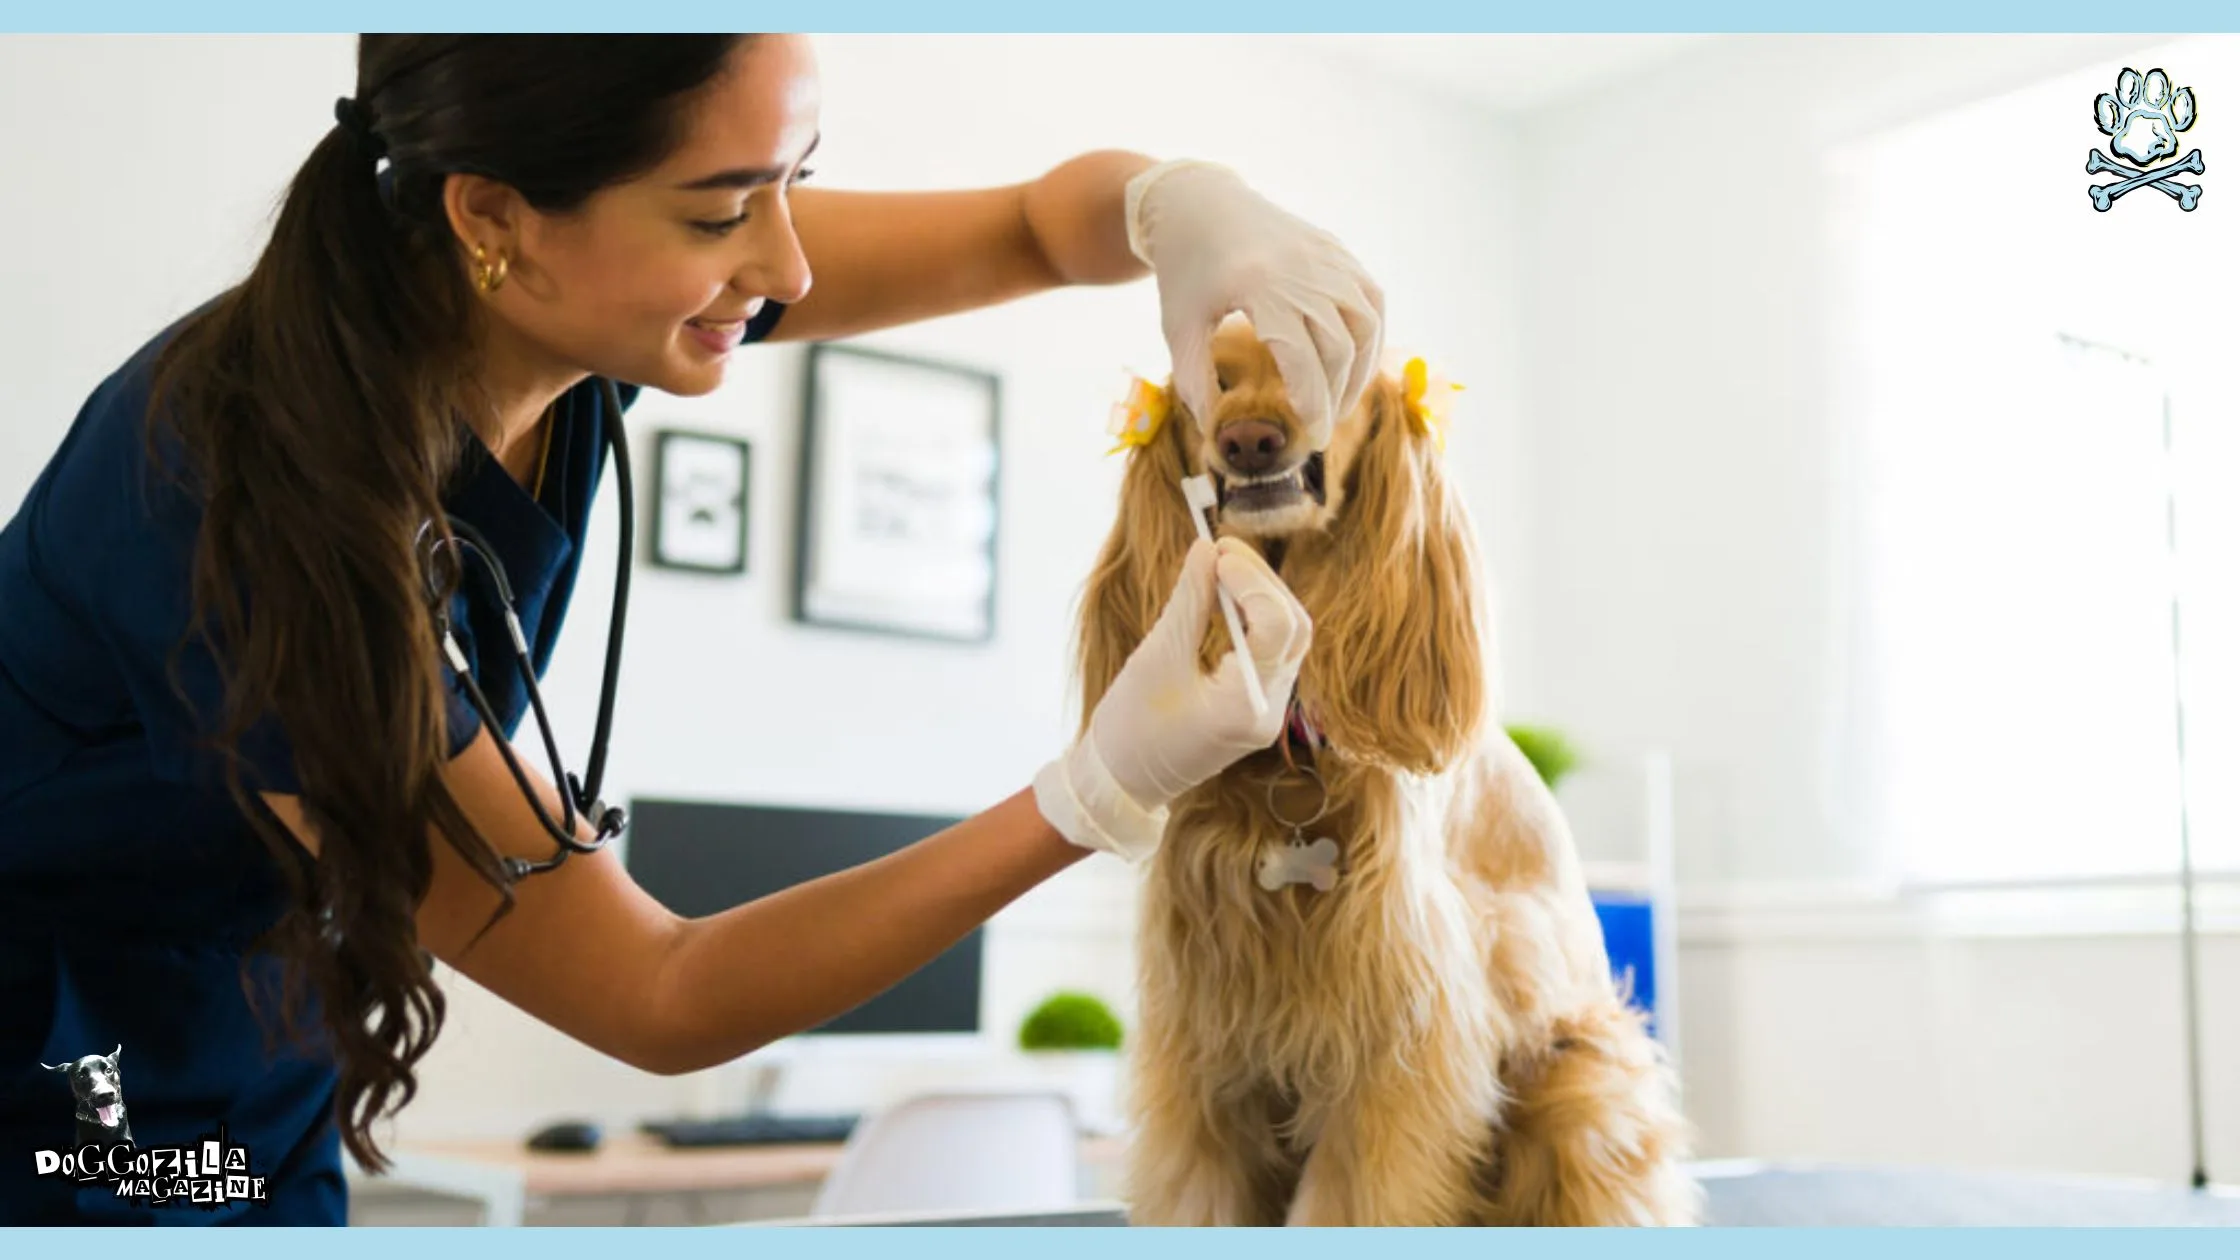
[150,100,500,1179]
[144,32,749,1177]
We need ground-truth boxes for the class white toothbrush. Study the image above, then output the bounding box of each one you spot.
[1180,474,1269,719]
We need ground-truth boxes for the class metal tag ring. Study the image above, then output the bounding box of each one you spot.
[1264,763,1331,832]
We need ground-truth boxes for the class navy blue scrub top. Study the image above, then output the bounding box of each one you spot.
[0,298,785,1223]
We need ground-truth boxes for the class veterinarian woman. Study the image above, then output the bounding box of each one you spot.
[0,35,1381,1224]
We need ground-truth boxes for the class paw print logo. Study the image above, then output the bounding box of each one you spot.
[2087,67,2203,211]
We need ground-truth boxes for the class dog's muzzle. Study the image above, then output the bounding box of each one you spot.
[1214,452,1327,515]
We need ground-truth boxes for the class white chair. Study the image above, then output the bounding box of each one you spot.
[809,1090,1083,1220]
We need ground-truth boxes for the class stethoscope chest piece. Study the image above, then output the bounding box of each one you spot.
[415,378,637,881]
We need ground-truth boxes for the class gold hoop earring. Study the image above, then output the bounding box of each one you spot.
[472,243,509,294]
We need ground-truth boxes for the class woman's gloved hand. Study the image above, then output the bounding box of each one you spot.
[1125,158,1385,448]
[1035,537,1310,862]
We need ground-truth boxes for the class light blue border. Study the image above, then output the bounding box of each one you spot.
[3,2,2240,32]
[5,0,2235,1253]
[5,1224,2240,1251]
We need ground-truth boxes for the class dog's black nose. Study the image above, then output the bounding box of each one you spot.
[1218,419,1287,475]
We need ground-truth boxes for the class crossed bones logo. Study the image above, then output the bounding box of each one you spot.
[2088,67,2203,211]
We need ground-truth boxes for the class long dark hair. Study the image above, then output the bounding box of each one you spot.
[145,35,751,1174]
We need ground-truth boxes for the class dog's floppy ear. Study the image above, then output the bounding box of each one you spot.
[1288,369,1489,772]
[40,1060,67,1073]
[1074,383,1199,732]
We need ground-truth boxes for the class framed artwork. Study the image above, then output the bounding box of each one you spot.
[794,342,1001,642]
[651,428,751,575]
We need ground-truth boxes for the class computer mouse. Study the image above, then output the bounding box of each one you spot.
[525,1120,602,1153]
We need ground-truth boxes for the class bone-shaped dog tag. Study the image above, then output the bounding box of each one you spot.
[1258,837,1340,893]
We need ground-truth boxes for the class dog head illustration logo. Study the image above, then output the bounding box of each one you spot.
[2088,67,2204,211]
[29,1048,271,1211]
[41,1045,131,1146]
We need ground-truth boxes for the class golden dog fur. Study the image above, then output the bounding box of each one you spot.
[1065,319,1701,1226]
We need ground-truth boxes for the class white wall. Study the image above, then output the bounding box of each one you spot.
[1517,32,2240,1185]
[0,34,1531,1145]
[1676,897,2240,1181]
[1510,32,2202,888]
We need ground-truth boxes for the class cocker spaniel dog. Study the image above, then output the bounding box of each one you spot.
[1067,317,1700,1226]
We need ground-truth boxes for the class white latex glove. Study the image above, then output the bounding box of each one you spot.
[1125,158,1386,447]
[1034,536,1310,862]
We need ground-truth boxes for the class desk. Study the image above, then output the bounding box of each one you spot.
[355,1132,1127,1226]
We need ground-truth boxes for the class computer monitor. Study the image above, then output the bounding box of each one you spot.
[622,797,984,1041]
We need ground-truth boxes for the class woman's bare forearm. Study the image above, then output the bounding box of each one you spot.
[639,787,1089,1073]
[1020,149,1157,285]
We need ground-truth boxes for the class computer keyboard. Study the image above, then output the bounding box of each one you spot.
[639,1112,861,1148]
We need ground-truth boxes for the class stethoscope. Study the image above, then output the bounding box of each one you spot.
[414,377,633,881]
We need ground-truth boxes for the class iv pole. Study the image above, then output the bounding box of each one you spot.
[2157,386,2210,1191]
[2062,330,2209,1188]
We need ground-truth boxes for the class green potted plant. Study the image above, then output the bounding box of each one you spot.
[1019,991,1123,1053]
[1506,722,1581,792]
[1016,991,1126,1133]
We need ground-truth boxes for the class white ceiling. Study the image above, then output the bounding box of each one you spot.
[1279,34,1720,114]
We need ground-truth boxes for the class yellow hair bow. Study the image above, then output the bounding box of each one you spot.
[1106,374,1171,455]
[1402,356,1463,453]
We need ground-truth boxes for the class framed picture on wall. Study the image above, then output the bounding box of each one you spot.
[651,428,751,575]
[794,342,1001,643]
